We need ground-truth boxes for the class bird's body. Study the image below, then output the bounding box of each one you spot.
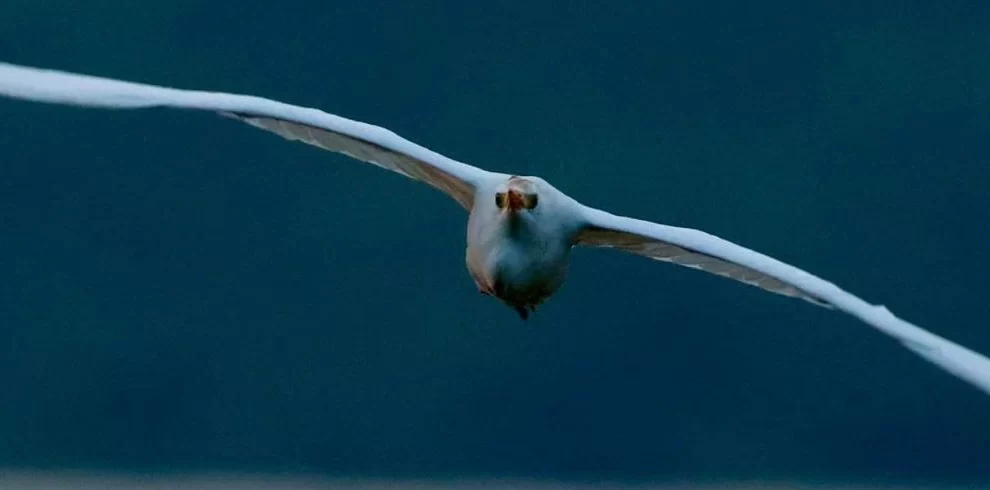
[465,176,579,318]
[1,60,990,397]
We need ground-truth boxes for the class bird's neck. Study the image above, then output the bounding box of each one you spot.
[499,210,542,243]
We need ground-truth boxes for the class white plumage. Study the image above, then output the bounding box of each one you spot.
[1,61,988,396]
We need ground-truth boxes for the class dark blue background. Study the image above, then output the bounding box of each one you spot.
[1,1,989,483]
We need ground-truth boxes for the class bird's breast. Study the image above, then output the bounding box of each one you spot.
[466,226,571,308]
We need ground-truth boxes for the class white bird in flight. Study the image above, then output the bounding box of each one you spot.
[1,61,989,396]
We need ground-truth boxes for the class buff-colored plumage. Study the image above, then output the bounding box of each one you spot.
[1,61,989,397]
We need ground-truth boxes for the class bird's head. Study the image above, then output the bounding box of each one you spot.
[495,176,539,213]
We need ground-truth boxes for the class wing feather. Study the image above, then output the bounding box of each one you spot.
[576,205,990,395]
[577,219,829,306]
[0,62,488,210]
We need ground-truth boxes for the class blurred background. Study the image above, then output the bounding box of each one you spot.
[1,1,989,488]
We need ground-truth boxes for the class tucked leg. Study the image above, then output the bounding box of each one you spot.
[514,305,529,321]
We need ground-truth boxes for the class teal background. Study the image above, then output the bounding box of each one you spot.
[1,1,989,483]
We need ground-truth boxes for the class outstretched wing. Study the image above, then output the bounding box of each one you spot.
[0,62,490,210]
[575,205,990,396]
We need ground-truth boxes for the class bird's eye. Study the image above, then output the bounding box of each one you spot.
[495,192,506,208]
[527,194,538,209]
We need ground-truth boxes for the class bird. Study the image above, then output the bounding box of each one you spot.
[1,60,989,396]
